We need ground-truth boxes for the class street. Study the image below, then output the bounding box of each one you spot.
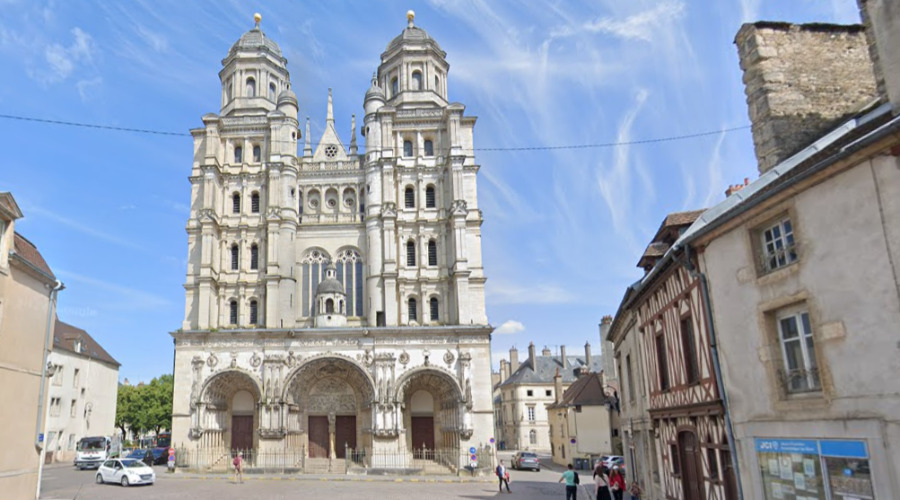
[39,453,620,500]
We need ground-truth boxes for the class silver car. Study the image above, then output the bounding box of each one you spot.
[95,458,156,487]
[512,451,540,471]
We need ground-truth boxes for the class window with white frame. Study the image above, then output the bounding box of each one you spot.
[760,217,797,272]
[50,397,61,417]
[53,366,63,386]
[527,406,535,421]
[776,306,820,393]
[529,429,537,445]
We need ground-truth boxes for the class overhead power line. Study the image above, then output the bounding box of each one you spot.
[1,112,750,151]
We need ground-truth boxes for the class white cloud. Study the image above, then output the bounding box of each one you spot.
[55,269,173,311]
[25,205,146,252]
[37,27,95,85]
[76,76,102,101]
[577,1,686,42]
[495,320,525,335]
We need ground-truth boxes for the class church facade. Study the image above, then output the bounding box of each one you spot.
[170,12,494,472]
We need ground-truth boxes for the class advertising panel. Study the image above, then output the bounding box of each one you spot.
[755,438,874,500]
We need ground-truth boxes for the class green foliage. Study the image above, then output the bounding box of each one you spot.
[115,374,174,439]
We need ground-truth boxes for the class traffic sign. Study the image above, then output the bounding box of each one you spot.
[469,447,476,454]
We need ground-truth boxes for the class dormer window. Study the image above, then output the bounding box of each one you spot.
[74,340,82,353]
[411,71,422,91]
[246,77,256,97]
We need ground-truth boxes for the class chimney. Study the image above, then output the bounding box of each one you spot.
[542,346,551,356]
[735,22,877,173]
[554,368,563,404]
[560,345,568,371]
[859,0,900,114]
[600,316,613,342]
[499,359,508,384]
[584,342,592,366]
[725,177,751,197]
[528,342,536,369]
[509,347,519,374]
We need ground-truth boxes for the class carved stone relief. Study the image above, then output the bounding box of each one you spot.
[398,351,410,366]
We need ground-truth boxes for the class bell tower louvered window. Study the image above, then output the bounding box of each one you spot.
[249,300,258,324]
[408,298,418,322]
[406,241,416,267]
[428,240,437,266]
[229,300,238,325]
[232,193,241,214]
[251,192,260,213]
[429,297,439,321]
[250,244,259,270]
[425,186,436,208]
[405,187,415,208]
[231,245,239,271]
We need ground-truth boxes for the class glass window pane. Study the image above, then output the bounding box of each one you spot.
[783,340,803,371]
[800,313,811,335]
[780,317,799,339]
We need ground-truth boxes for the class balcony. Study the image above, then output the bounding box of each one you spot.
[777,367,820,394]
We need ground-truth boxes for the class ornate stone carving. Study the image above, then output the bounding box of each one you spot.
[398,350,410,366]
[382,202,397,217]
[450,199,468,216]
[230,352,238,369]
[190,355,205,407]
[357,349,373,366]
[423,349,431,367]
[443,350,455,365]
[287,351,297,367]
[465,378,473,410]
[250,352,262,368]
[258,428,286,439]
[206,353,218,367]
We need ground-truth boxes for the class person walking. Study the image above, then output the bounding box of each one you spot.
[558,463,578,500]
[496,459,511,493]
[232,451,244,484]
[609,466,626,500]
[593,463,612,500]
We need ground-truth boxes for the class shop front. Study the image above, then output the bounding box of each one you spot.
[755,438,875,500]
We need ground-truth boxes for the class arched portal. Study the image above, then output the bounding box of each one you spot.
[197,370,262,453]
[283,357,375,459]
[395,369,464,454]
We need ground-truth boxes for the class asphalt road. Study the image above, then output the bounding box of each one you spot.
[39,453,608,500]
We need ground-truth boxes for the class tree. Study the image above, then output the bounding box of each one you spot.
[115,374,174,442]
[115,383,138,441]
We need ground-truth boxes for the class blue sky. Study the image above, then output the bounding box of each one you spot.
[1,0,860,383]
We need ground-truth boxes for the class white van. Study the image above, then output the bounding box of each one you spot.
[75,436,121,470]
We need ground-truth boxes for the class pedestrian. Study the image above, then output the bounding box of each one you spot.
[609,466,626,500]
[593,463,612,500]
[232,451,243,484]
[629,481,643,500]
[558,463,578,500]
[496,459,511,493]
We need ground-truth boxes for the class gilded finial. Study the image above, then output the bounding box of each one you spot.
[254,13,262,28]
[407,10,415,27]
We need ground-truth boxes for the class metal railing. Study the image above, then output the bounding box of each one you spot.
[777,367,821,394]
[174,446,305,473]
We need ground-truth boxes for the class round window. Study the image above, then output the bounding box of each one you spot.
[325,145,338,158]
[327,199,336,208]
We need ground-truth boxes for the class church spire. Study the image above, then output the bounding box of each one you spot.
[304,117,312,156]
[349,114,357,155]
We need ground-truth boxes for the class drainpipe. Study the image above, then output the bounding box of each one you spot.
[675,246,744,500]
[35,279,64,500]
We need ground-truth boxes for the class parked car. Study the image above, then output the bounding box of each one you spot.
[512,451,540,471]
[125,449,154,467]
[597,455,625,469]
[95,458,155,487]
[148,448,168,465]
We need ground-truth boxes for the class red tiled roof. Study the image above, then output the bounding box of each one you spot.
[12,233,55,279]
[549,372,614,408]
[53,319,120,367]
[662,209,705,228]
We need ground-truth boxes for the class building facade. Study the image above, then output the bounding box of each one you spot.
[667,7,900,498]
[171,12,494,473]
[495,343,603,452]
[0,192,62,500]
[547,371,615,468]
[44,320,120,463]
[608,211,738,500]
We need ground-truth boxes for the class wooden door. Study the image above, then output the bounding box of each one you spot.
[679,430,704,500]
[334,416,356,458]
[411,416,435,458]
[308,416,329,458]
[231,415,254,451]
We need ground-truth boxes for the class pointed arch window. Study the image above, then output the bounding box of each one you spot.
[229,300,238,325]
[230,244,239,271]
[428,239,437,266]
[249,300,258,324]
[403,140,413,157]
[405,187,415,208]
[232,193,241,214]
[250,244,259,270]
[234,146,243,164]
[300,250,329,318]
[246,77,256,97]
[268,82,276,100]
[411,71,422,90]
[406,240,416,267]
[425,185,436,208]
[424,140,434,157]
[408,298,418,322]
[252,145,261,163]
[251,192,260,213]
[429,297,439,322]
[335,249,364,317]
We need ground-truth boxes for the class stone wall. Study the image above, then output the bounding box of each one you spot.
[735,22,877,173]
[858,0,900,114]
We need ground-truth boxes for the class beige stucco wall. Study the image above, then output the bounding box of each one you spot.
[44,350,119,462]
[699,153,900,498]
[0,260,55,500]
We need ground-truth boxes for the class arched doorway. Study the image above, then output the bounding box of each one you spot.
[678,429,705,500]
[395,369,463,454]
[197,370,261,454]
[283,357,375,459]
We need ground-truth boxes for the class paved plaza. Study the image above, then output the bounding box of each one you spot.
[39,453,627,500]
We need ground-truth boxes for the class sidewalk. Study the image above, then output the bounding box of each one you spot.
[167,469,493,483]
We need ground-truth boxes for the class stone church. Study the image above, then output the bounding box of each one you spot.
[170,12,493,472]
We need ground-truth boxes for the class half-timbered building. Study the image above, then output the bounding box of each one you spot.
[608,211,737,500]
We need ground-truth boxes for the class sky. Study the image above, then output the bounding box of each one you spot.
[0,0,861,384]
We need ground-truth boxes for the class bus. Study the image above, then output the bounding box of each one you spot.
[74,435,121,470]
[156,432,171,450]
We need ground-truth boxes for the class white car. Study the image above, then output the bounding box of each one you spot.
[95,459,156,487]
